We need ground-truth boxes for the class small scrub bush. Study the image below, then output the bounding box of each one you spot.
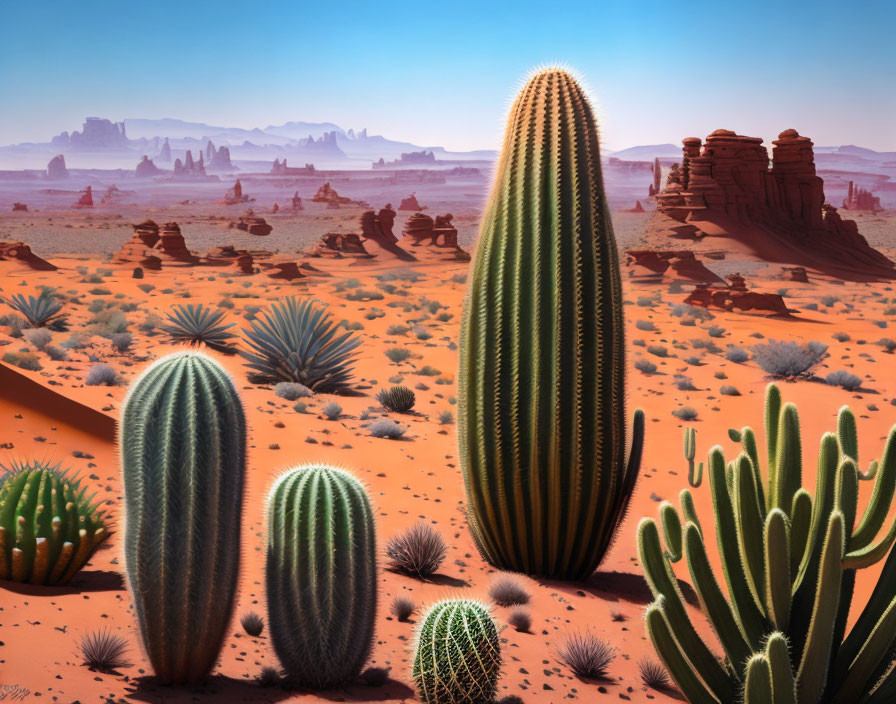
[672,406,698,421]
[23,327,52,350]
[751,339,827,377]
[377,385,416,412]
[385,522,446,578]
[384,347,411,363]
[240,612,264,637]
[110,332,132,352]
[369,419,407,439]
[638,658,670,690]
[417,365,441,376]
[725,346,750,363]
[832,331,851,342]
[707,325,726,338]
[321,402,342,420]
[636,320,656,331]
[825,370,863,390]
[673,374,696,391]
[634,358,658,374]
[274,381,313,401]
[557,633,615,680]
[79,629,130,671]
[507,608,532,632]
[720,385,741,396]
[647,344,668,357]
[438,410,454,425]
[488,576,531,606]
[85,363,121,386]
[386,325,409,336]
[3,351,42,371]
[391,597,416,622]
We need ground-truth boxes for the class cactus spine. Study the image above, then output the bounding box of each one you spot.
[121,351,246,685]
[457,67,644,580]
[0,461,108,585]
[266,464,376,688]
[412,599,501,704]
[639,383,896,703]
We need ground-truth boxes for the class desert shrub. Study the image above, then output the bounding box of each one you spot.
[321,402,342,420]
[274,381,312,401]
[386,324,409,336]
[507,608,532,632]
[720,385,741,396]
[417,365,441,376]
[636,320,656,331]
[804,302,819,311]
[832,331,851,342]
[647,345,668,357]
[241,298,360,391]
[680,317,697,327]
[751,339,827,377]
[4,290,67,329]
[162,303,236,350]
[488,576,531,606]
[385,522,446,578]
[257,666,281,687]
[377,385,416,412]
[46,345,68,361]
[137,283,155,293]
[438,410,454,425]
[671,303,712,320]
[825,370,863,390]
[293,401,308,414]
[707,325,726,338]
[78,629,129,671]
[85,364,120,386]
[23,327,52,350]
[345,289,383,301]
[412,325,432,341]
[557,633,615,680]
[110,332,132,352]
[673,374,696,391]
[672,406,698,421]
[385,347,411,363]
[390,597,416,622]
[634,358,657,374]
[90,310,129,335]
[2,351,42,371]
[820,295,840,307]
[240,612,264,637]
[878,338,896,353]
[61,332,90,349]
[450,273,467,284]
[638,659,670,690]
[369,419,407,439]
[725,346,750,363]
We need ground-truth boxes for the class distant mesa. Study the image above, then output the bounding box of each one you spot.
[51,117,128,150]
[11,202,27,211]
[47,154,69,179]
[842,180,881,211]
[271,159,316,175]
[651,128,895,280]
[685,273,791,317]
[135,155,161,177]
[398,193,424,211]
[230,209,272,236]
[0,240,57,271]
[173,149,207,178]
[205,140,234,171]
[71,185,94,209]
[373,150,437,169]
[312,182,354,206]
[784,266,810,283]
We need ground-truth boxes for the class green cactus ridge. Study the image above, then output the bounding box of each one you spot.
[266,464,377,689]
[458,67,643,580]
[412,599,501,704]
[0,460,109,585]
[121,351,246,685]
[639,383,896,703]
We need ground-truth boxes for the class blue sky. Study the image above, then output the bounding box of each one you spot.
[1,0,894,151]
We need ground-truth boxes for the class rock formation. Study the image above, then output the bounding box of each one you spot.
[685,273,790,316]
[113,220,163,269]
[152,222,199,265]
[204,245,254,273]
[289,191,303,211]
[625,250,725,284]
[71,186,93,208]
[232,210,273,236]
[223,179,251,204]
[135,155,161,177]
[206,141,234,171]
[622,200,645,213]
[312,182,352,205]
[398,193,423,211]
[400,212,471,262]
[372,150,437,169]
[264,261,305,280]
[651,129,895,280]
[11,203,27,211]
[47,154,68,179]
[784,266,809,283]
[51,118,128,150]
[173,150,206,177]
[0,241,57,271]
[310,232,373,259]
[842,181,881,211]
[271,159,315,175]
[157,138,172,162]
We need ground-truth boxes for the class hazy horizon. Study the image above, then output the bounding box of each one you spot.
[2,0,895,152]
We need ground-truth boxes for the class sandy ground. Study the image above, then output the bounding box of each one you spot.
[2,212,896,703]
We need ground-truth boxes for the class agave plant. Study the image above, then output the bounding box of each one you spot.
[241,297,361,391]
[4,291,67,329]
[161,303,236,350]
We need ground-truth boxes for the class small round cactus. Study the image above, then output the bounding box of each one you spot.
[412,599,501,704]
[0,460,109,585]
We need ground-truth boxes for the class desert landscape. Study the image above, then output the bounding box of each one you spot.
[2,3,896,702]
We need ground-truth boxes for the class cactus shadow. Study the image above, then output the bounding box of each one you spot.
[314,679,416,701]
[125,674,295,703]
[539,570,698,607]
[0,569,125,595]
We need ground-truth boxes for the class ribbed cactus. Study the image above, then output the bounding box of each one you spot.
[121,351,246,685]
[412,599,501,704]
[639,383,896,704]
[0,460,108,585]
[266,464,376,689]
[457,67,644,580]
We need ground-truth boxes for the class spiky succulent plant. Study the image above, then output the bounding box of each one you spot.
[457,67,644,580]
[640,383,896,704]
[161,303,236,350]
[412,599,501,704]
[4,291,67,329]
[376,385,416,412]
[241,297,361,391]
[0,460,109,585]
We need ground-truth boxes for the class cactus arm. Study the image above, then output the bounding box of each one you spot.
[660,502,683,562]
[773,404,802,515]
[766,632,797,704]
[744,654,774,704]
[741,427,766,515]
[729,428,743,443]
[766,384,783,478]
[734,454,768,616]
[765,509,792,631]
[829,596,896,704]
[708,447,766,647]
[796,511,845,704]
[645,599,722,704]
[685,427,702,487]
[790,490,812,580]
[680,488,702,538]
[684,523,753,677]
[637,519,735,701]
[845,517,896,569]
[851,429,896,551]
[838,406,859,464]
[860,460,879,482]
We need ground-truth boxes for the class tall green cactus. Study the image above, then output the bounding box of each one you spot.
[121,351,246,685]
[457,67,644,580]
[639,383,896,704]
[0,460,109,585]
[266,464,376,689]
[412,599,501,704]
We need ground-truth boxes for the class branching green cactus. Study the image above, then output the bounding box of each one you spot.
[266,464,376,689]
[0,460,108,585]
[121,351,246,685]
[684,427,703,486]
[457,67,644,580]
[412,599,501,704]
[639,383,896,703]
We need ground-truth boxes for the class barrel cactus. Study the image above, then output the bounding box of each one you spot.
[457,67,644,580]
[266,464,376,689]
[412,599,501,704]
[121,351,246,685]
[639,383,896,703]
[0,460,109,585]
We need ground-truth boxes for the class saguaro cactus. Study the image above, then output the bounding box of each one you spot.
[412,599,501,704]
[0,460,108,585]
[266,464,376,688]
[639,383,896,704]
[457,67,644,580]
[121,351,246,685]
